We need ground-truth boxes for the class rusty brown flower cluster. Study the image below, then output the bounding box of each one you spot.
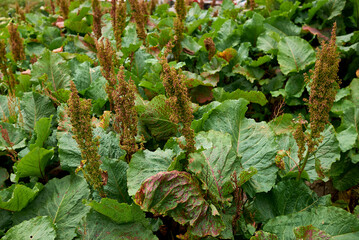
[113,67,139,162]
[68,81,106,197]
[305,22,340,151]
[160,41,195,154]
[111,0,127,50]
[149,0,157,15]
[57,0,70,19]
[8,22,25,62]
[294,23,340,179]
[92,0,103,39]
[173,0,186,61]
[129,0,147,44]
[95,38,117,110]
[204,37,216,61]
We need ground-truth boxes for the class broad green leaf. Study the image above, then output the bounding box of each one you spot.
[192,101,222,133]
[251,230,278,240]
[321,0,346,20]
[263,206,359,240]
[202,56,229,75]
[307,0,328,22]
[3,216,56,240]
[336,125,357,152]
[202,100,278,194]
[94,127,126,160]
[182,35,202,54]
[257,31,281,55]
[213,88,268,106]
[101,158,131,204]
[268,114,294,136]
[0,183,43,211]
[277,36,316,75]
[294,225,332,239]
[20,92,56,132]
[29,116,53,150]
[15,147,53,179]
[134,171,225,237]
[242,13,265,46]
[337,107,359,155]
[140,95,178,141]
[58,132,82,171]
[264,16,301,37]
[86,198,146,225]
[127,149,175,196]
[73,62,102,92]
[253,179,330,222]
[0,122,27,151]
[77,210,158,240]
[332,163,359,191]
[188,130,240,203]
[31,49,71,91]
[13,175,90,240]
[285,74,305,98]
[305,125,341,180]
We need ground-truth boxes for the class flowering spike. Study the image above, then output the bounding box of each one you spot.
[160,41,195,154]
[306,22,340,151]
[8,22,25,62]
[67,81,106,197]
[113,66,139,162]
[129,0,147,44]
[95,38,117,110]
[111,0,127,50]
[92,0,103,39]
[57,0,70,19]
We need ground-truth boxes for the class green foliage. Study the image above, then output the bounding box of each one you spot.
[1,0,359,238]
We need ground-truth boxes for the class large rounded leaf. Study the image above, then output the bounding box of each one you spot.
[277,36,316,75]
[127,149,175,196]
[13,175,90,240]
[134,171,225,237]
[263,206,359,239]
[3,216,56,240]
[202,100,278,194]
[188,130,241,203]
[20,92,56,132]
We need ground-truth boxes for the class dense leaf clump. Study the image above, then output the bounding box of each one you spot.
[0,0,359,239]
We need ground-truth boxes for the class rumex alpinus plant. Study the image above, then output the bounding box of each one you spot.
[129,0,147,44]
[92,0,103,39]
[68,81,106,197]
[111,0,127,50]
[160,41,195,154]
[173,0,186,60]
[0,40,9,81]
[95,38,117,110]
[113,66,139,162]
[295,23,340,179]
[8,22,25,62]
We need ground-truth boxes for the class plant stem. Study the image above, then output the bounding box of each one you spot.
[297,150,310,180]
